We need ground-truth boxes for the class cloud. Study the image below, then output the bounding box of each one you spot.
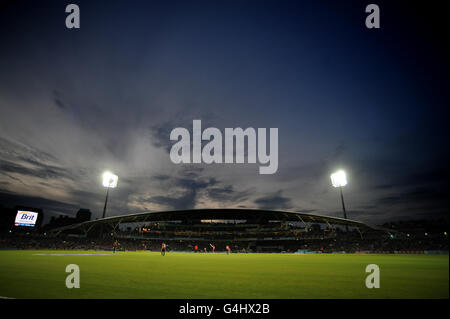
[0,190,78,222]
[52,90,67,110]
[206,185,249,202]
[149,117,218,154]
[146,190,200,211]
[376,187,447,206]
[0,1,447,226]
[145,169,217,210]
[254,191,292,210]
[149,121,177,152]
[372,168,448,190]
[0,158,71,180]
[0,137,75,188]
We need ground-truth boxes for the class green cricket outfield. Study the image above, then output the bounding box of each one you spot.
[0,250,448,299]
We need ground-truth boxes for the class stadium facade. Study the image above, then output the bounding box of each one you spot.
[46,209,398,253]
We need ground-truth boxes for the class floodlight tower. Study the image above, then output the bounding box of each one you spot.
[102,171,118,219]
[330,170,349,230]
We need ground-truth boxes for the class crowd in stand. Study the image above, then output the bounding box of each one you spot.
[0,218,447,253]
[0,235,248,252]
[0,230,447,253]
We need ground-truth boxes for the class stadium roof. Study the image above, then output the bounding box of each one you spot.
[48,208,394,235]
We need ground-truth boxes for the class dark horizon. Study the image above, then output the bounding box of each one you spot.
[0,0,448,226]
[0,196,449,228]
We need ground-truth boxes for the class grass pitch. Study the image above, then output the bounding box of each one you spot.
[0,250,448,299]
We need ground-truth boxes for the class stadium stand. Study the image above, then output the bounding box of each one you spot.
[0,208,447,254]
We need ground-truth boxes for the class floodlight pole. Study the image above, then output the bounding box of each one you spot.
[339,186,349,232]
[339,186,347,220]
[102,186,110,219]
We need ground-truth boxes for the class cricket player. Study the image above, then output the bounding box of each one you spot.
[113,239,118,253]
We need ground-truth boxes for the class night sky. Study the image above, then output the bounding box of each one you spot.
[0,0,448,225]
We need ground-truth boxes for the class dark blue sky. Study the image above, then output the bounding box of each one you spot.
[0,0,448,225]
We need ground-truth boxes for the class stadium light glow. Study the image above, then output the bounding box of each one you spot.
[330,170,347,188]
[102,171,118,188]
[101,171,118,219]
[330,170,349,230]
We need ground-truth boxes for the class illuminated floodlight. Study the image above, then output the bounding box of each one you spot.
[101,171,118,219]
[330,170,347,188]
[102,171,118,188]
[330,169,349,228]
